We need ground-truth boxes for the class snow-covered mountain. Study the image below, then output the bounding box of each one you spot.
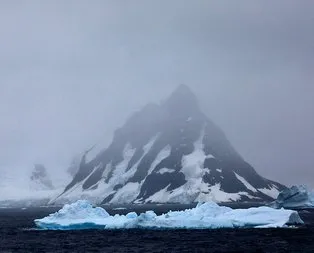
[0,164,70,207]
[0,166,58,207]
[52,84,285,205]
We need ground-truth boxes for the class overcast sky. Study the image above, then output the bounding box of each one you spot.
[0,1,313,188]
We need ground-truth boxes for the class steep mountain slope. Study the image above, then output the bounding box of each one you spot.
[52,85,285,204]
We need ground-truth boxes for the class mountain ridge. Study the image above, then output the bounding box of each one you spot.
[52,85,286,205]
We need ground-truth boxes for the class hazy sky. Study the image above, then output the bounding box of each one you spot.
[0,1,313,188]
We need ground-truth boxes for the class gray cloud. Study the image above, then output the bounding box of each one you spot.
[0,0,313,187]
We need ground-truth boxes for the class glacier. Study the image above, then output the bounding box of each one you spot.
[271,185,314,209]
[34,200,304,230]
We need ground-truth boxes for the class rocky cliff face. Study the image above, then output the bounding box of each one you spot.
[52,85,285,204]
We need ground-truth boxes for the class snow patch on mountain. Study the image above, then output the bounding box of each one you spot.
[53,134,161,205]
[52,164,104,204]
[145,184,171,203]
[208,184,255,202]
[234,173,258,193]
[144,134,161,152]
[110,182,141,204]
[181,129,208,180]
[56,144,136,204]
[258,187,280,199]
[158,168,176,174]
[110,144,136,182]
[148,145,171,175]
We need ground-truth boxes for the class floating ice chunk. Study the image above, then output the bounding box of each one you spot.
[34,200,110,230]
[126,212,138,219]
[35,200,304,230]
[271,185,314,209]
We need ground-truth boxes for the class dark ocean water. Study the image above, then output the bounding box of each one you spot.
[1,204,314,253]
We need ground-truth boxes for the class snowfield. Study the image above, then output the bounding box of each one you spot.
[34,200,304,230]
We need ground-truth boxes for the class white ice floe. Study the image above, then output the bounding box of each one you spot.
[34,200,304,230]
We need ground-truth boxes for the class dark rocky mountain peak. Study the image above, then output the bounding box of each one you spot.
[163,84,200,117]
[53,85,286,205]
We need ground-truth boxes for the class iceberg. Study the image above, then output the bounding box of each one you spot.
[34,200,110,230]
[271,185,314,209]
[34,200,304,230]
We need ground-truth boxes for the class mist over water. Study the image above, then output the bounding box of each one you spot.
[1,0,314,200]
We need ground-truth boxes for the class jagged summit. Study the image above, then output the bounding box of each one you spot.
[167,84,197,102]
[163,84,200,117]
[173,83,195,95]
[53,85,286,205]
